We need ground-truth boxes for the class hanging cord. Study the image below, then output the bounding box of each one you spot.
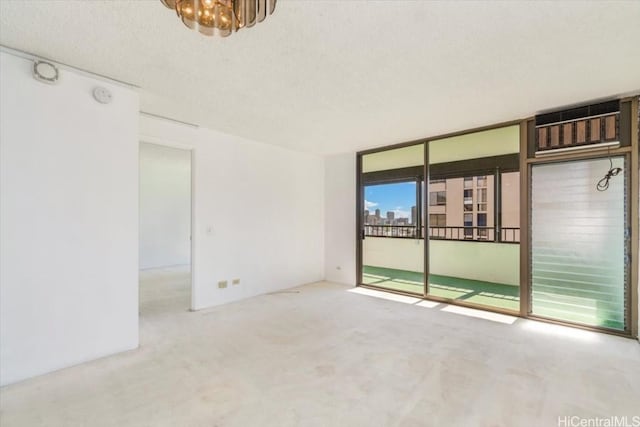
[596,148,623,192]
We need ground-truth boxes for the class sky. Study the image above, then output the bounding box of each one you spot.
[364,181,416,220]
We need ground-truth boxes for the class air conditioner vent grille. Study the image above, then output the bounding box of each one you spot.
[535,100,620,152]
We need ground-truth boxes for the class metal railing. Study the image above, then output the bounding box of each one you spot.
[364,225,520,243]
[428,226,520,243]
[364,225,418,238]
[500,227,520,243]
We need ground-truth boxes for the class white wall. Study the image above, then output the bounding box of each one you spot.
[139,143,191,270]
[140,116,325,310]
[0,52,139,386]
[324,153,357,285]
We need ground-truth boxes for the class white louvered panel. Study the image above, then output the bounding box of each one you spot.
[531,157,626,330]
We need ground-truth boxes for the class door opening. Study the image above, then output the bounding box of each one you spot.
[138,142,193,315]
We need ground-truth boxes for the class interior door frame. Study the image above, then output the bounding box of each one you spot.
[139,138,196,311]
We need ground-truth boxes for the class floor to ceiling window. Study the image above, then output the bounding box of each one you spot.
[427,125,521,312]
[356,97,638,337]
[360,144,424,295]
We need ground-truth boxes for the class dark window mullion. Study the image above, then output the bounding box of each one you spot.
[494,168,501,242]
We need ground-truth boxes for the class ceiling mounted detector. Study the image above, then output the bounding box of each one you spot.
[92,87,113,104]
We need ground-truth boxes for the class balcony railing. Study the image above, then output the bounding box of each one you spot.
[364,225,418,238]
[364,225,520,243]
[429,226,519,243]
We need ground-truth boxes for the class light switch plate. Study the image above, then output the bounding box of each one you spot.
[232,279,240,285]
[218,280,228,289]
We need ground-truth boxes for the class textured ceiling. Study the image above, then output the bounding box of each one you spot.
[1,1,639,155]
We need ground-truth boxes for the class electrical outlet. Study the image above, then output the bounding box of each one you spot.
[232,279,240,285]
[218,280,228,289]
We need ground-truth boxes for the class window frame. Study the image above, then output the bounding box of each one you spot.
[429,190,447,206]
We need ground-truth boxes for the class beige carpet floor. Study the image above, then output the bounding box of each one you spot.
[1,267,638,427]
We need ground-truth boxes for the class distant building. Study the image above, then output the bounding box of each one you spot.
[428,174,518,241]
[365,175,519,242]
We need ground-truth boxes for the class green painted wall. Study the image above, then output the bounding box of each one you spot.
[363,237,519,286]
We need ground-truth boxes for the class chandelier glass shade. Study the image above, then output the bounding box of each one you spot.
[161,0,276,37]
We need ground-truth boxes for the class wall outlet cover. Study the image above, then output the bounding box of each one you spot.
[218,280,228,289]
[232,279,240,285]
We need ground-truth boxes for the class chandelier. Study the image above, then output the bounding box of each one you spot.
[160,0,277,37]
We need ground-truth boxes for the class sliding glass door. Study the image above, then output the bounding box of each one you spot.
[360,144,424,295]
[427,125,521,312]
[362,180,423,294]
[530,156,628,331]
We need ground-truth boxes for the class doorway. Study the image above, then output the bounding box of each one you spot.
[138,142,193,315]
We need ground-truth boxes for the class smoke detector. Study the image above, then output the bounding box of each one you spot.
[92,87,113,104]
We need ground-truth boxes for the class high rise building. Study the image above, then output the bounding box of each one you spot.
[375,209,380,218]
[411,206,416,225]
[387,211,394,221]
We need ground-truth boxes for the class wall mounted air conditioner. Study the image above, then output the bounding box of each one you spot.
[534,100,621,157]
